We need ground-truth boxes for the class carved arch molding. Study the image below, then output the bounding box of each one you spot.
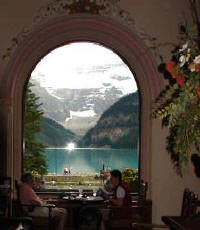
[0,0,161,193]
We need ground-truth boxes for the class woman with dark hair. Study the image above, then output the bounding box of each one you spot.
[109,169,131,206]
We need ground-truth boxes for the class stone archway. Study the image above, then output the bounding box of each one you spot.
[0,1,161,197]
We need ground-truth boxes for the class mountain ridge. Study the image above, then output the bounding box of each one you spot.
[30,77,134,136]
[80,92,139,149]
[36,117,79,147]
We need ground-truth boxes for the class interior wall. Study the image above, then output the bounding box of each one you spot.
[0,0,200,225]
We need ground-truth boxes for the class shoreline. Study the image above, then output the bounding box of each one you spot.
[45,173,99,177]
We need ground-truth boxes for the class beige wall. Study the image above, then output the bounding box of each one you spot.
[0,0,200,225]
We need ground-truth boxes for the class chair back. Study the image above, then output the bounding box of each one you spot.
[13,180,28,216]
[181,188,198,217]
[138,180,148,205]
[0,176,11,217]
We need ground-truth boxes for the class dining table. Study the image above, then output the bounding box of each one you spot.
[48,195,106,228]
[162,215,200,230]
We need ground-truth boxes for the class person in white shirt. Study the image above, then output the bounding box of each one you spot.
[109,169,131,206]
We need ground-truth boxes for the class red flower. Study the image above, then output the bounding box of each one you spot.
[166,61,177,78]
[196,88,200,98]
[177,73,184,86]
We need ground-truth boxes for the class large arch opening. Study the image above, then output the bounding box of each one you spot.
[0,14,161,198]
[24,41,139,190]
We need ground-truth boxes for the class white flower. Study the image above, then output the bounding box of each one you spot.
[179,42,188,52]
[179,55,186,67]
[194,55,200,64]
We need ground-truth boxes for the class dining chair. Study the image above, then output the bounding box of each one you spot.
[132,188,199,229]
[0,176,11,217]
[14,180,56,230]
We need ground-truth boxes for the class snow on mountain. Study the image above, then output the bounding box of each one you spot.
[30,62,136,136]
[65,110,96,122]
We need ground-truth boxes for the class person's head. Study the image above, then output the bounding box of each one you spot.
[21,173,35,187]
[110,169,122,186]
[191,154,200,177]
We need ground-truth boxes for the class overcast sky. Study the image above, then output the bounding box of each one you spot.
[31,42,137,94]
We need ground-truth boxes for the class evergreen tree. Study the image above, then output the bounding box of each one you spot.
[24,82,48,175]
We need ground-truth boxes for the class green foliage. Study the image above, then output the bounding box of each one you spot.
[154,22,200,175]
[36,117,78,147]
[24,82,48,175]
[81,92,139,148]
[112,128,139,149]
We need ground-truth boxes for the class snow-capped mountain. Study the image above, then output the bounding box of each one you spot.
[30,62,136,136]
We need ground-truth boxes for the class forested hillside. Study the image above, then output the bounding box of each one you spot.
[81,92,139,148]
[36,117,78,147]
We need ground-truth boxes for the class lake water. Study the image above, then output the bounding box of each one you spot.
[45,148,138,174]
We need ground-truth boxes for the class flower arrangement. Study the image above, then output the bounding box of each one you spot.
[154,22,200,175]
[122,168,138,192]
[122,167,138,184]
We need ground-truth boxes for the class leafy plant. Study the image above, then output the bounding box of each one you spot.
[24,82,48,175]
[154,17,200,175]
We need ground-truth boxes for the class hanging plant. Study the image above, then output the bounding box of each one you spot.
[153,6,200,175]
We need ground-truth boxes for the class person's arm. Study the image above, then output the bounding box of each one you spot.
[110,186,125,206]
[31,195,44,206]
[29,189,44,206]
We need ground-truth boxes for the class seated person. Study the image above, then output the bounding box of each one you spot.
[100,170,132,229]
[103,174,113,193]
[19,173,67,230]
[106,169,131,206]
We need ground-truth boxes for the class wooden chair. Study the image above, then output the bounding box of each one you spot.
[132,188,200,230]
[14,180,56,230]
[181,188,198,217]
[108,206,134,230]
[138,180,148,205]
[106,180,151,230]
[0,176,11,217]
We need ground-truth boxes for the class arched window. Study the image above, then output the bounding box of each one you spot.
[23,42,139,191]
[0,3,160,198]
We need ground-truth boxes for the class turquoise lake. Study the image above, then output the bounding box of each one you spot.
[45,148,138,174]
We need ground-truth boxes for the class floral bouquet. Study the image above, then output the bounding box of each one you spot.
[122,168,138,184]
[154,23,200,175]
